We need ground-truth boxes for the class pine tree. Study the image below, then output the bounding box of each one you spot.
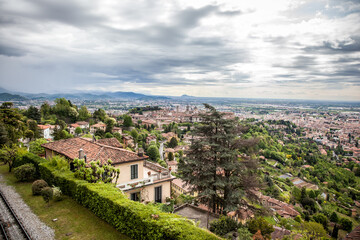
[178,104,259,213]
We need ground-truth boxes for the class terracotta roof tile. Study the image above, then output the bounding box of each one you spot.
[41,137,147,165]
[96,138,122,148]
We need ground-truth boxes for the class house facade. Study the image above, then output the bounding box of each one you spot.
[41,137,174,203]
[38,125,52,139]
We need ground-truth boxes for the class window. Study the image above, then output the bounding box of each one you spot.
[131,164,138,179]
[155,186,162,203]
[130,192,140,201]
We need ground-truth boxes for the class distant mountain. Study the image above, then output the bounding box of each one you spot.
[0,86,170,101]
[0,92,28,101]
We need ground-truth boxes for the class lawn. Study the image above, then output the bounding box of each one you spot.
[0,164,131,240]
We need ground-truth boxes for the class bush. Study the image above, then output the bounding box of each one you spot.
[339,218,353,232]
[29,138,47,155]
[41,187,53,204]
[14,163,36,181]
[52,186,63,201]
[210,216,241,236]
[32,179,49,195]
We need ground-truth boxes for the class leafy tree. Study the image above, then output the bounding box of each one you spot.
[130,129,139,141]
[40,102,51,117]
[330,212,338,223]
[113,132,122,143]
[75,127,82,136]
[168,152,174,161]
[178,104,259,213]
[105,117,116,133]
[24,106,41,122]
[147,145,160,161]
[302,222,327,239]
[0,123,9,146]
[93,108,107,122]
[24,130,34,140]
[123,115,133,128]
[78,105,91,121]
[313,213,328,229]
[339,218,353,232]
[247,217,274,239]
[27,120,41,139]
[168,137,178,148]
[2,145,19,172]
[0,102,25,144]
[29,138,48,155]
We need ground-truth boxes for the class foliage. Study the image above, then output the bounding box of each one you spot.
[105,132,113,138]
[0,102,25,144]
[49,155,69,171]
[301,221,328,239]
[168,152,174,161]
[41,186,53,204]
[168,137,178,148]
[2,144,19,172]
[247,217,274,239]
[339,217,353,232]
[52,186,63,201]
[237,227,252,240]
[78,105,91,121]
[147,145,160,161]
[123,114,133,127]
[105,117,116,133]
[93,108,107,122]
[24,106,41,122]
[178,104,259,213]
[32,179,49,195]
[330,212,338,223]
[73,159,120,183]
[29,138,48,155]
[14,163,36,181]
[210,216,241,236]
[75,127,83,135]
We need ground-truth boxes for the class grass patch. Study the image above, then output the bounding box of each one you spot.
[0,164,131,240]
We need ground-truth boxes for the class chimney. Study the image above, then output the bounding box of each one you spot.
[138,148,144,157]
[79,148,84,159]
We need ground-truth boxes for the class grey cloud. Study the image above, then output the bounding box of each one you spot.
[0,43,25,57]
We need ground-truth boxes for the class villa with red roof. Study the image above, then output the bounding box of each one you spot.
[42,137,174,203]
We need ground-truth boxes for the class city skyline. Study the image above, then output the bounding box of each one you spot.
[0,0,359,100]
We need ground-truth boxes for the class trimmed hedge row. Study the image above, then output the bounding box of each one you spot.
[19,153,221,240]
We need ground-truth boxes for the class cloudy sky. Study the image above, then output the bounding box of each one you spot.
[0,0,359,100]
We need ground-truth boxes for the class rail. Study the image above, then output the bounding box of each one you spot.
[0,190,31,240]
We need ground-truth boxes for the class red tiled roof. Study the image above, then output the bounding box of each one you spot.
[96,138,122,148]
[38,124,50,130]
[41,137,147,165]
[346,224,360,240]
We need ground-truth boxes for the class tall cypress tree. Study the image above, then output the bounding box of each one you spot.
[178,104,259,214]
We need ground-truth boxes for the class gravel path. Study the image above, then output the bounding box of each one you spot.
[0,174,55,240]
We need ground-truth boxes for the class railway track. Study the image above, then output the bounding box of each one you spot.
[0,190,31,240]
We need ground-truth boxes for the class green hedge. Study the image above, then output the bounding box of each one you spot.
[20,153,221,240]
[13,153,46,178]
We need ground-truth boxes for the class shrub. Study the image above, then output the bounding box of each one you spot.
[49,155,69,171]
[32,179,49,195]
[339,218,353,232]
[29,138,47,155]
[14,163,36,181]
[41,187,53,204]
[52,186,63,201]
[210,216,241,236]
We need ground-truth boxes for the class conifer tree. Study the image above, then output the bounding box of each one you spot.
[178,104,259,213]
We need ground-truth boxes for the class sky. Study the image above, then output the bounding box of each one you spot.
[0,0,359,100]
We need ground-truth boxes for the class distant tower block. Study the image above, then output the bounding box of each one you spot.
[176,106,179,112]
[186,105,189,112]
